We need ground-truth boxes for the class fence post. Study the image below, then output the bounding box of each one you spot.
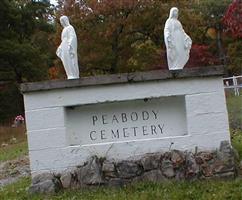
[232,76,238,96]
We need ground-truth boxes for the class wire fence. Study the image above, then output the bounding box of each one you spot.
[223,75,242,96]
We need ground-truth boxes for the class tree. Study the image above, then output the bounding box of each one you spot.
[223,0,242,75]
[223,0,242,39]
[0,0,55,83]
[0,0,55,122]
[195,0,231,63]
[54,0,217,75]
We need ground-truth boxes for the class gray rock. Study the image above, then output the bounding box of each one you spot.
[29,179,59,194]
[69,168,81,189]
[219,140,232,153]
[29,145,238,192]
[171,150,185,169]
[78,156,103,185]
[214,171,235,179]
[75,168,82,184]
[218,140,234,161]
[32,172,54,185]
[163,152,171,160]
[216,141,236,175]
[211,160,235,174]
[60,172,72,189]
[185,152,199,179]
[195,151,214,165]
[140,170,166,182]
[102,160,116,178]
[175,170,185,180]
[161,160,175,178]
[116,160,142,179]
[200,163,213,177]
[140,153,161,171]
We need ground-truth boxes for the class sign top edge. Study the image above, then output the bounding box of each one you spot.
[20,65,225,93]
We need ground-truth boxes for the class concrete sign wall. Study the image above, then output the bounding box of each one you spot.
[21,66,231,176]
[66,96,187,146]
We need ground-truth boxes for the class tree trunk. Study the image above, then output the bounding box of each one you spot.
[216,24,227,65]
[110,34,119,73]
[13,66,23,84]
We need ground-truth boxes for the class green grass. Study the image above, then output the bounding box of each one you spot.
[226,94,242,159]
[0,141,28,162]
[1,177,242,200]
[0,125,27,162]
[226,94,242,130]
[231,129,242,160]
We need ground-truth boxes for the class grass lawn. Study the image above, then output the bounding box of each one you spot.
[226,94,242,130]
[227,94,242,159]
[0,125,27,162]
[1,177,242,200]
[231,130,242,160]
[0,141,28,162]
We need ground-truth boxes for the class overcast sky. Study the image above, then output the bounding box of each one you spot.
[50,0,58,5]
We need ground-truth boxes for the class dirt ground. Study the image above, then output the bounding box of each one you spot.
[0,155,30,187]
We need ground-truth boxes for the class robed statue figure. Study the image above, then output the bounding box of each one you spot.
[56,16,79,79]
[164,7,192,70]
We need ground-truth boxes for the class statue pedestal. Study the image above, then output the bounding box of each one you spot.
[21,66,230,176]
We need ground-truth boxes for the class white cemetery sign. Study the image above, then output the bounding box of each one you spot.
[21,66,231,176]
[66,96,187,146]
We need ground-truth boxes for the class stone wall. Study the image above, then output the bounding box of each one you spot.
[29,141,238,194]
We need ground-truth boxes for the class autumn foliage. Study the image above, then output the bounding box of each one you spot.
[223,0,242,38]
[50,0,242,77]
[221,0,242,75]
[187,45,220,67]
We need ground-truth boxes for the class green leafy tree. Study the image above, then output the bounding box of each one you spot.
[0,0,55,83]
[0,0,55,122]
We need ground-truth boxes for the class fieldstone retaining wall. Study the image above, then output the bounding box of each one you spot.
[28,141,238,194]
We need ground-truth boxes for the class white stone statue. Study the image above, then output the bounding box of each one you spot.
[56,16,79,79]
[164,7,192,70]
